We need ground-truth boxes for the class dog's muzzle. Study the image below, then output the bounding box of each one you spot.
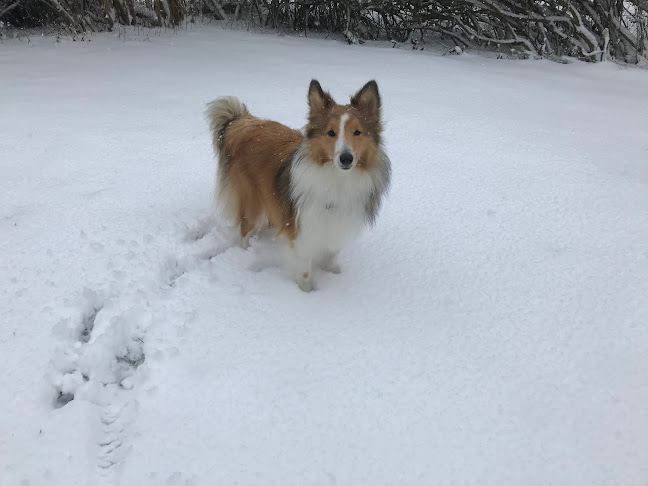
[339,152,353,170]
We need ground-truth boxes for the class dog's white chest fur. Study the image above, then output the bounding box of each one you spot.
[297,197,366,255]
[290,159,373,257]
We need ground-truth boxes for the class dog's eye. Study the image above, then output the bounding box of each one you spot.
[354,130,361,136]
[328,130,336,137]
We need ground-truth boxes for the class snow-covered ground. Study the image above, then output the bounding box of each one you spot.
[1,25,647,486]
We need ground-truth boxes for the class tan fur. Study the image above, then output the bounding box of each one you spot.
[220,116,302,241]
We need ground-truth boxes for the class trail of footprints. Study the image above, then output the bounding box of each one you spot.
[52,292,148,408]
[48,217,233,483]
[50,289,150,483]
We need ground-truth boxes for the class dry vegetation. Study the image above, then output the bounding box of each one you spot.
[1,1,646,63]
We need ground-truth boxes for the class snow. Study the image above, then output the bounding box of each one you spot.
[1,25,648,486]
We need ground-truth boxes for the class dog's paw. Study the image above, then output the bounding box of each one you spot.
[320,252,341,274]
[240,235,251,250]
[297,276,314,292]
[320,262,341,274]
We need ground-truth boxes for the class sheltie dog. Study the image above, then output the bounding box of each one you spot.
[206,80,391,292]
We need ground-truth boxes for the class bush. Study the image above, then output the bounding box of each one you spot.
[1,0,646,63]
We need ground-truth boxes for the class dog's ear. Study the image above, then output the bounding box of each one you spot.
[351,80,381,118]
[308,79,334,114]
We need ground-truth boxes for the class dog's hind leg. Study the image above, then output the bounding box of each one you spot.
[238,199,262,250]
[239,215,254,250]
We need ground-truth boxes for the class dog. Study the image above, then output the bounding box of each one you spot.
[206,79,391,292]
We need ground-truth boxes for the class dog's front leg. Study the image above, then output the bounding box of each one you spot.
[320,250,341,274]
[292,244,313,292]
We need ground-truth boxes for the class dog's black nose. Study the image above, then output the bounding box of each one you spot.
[339,152,353,168]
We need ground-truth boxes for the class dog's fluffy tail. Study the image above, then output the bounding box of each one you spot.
[205,97,249,155]
[206,97,249,219]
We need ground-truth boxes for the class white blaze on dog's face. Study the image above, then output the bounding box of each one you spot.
[334,113,352,170]
[306,80,382,173]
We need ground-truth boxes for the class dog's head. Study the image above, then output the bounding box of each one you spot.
[305,79,383,172]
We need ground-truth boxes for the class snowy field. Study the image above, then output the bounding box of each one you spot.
[1,25,647,486]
